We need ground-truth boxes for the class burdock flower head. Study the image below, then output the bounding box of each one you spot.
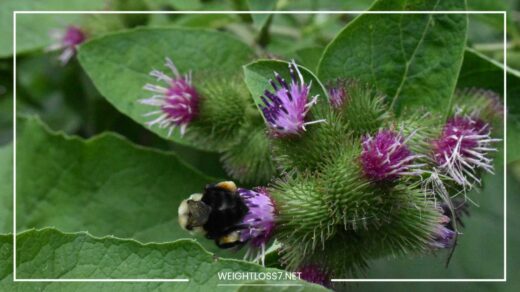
[237,187,276,262]
[139,57,199,136]
[260,60,325,136]
[47,25,86,64]
[429,212,456,249]
[433,114,498,187]
[360,130,424,182]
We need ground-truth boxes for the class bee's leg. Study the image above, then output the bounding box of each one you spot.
[215,230,243,249]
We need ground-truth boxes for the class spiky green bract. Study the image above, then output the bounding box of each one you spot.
[185,76,251,151]
[272,147,438,273]
[305,231,370,278]
[362,184,445,257]
[278,183,444,277]
[336,80,391,136]
[221,119,276,185]
[318,143,384,230]
[453,87,503,124]
[271,107,352,172]
[270,174,335,269]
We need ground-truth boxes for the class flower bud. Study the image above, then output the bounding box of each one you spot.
[47,25,86,64]
[433,114,499,188]
[360,129,425,182]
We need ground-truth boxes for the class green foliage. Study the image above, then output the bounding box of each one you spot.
[144,0,202,11]
[15,116,230,255]
[111,0,149,27]
[295,46,323,73]
[0,0,107,57]
[0,228,328,291]
[0,144,12,234]
[318,0,468,116]
[78,27,254,149]
[2,0,512,287]
[248,0,277,31]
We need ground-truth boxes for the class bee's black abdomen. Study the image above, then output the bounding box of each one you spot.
[201,184,249,241]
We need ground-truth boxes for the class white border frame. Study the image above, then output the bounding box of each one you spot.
[12,10,507,283]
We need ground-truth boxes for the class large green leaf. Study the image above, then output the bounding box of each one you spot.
[317,0,468,116]
[0,144,12,234]
[78,27,254,150]
[0,0,106,58]
[13,117,232,255]
[0,228,327,291]
[243,60,328,114]
[457,48,520,162]
[0,58,13,144]
[295,47,324,74]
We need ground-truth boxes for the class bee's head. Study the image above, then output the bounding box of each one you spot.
[178,193,211,234]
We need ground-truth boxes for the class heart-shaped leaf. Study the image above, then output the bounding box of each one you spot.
[13,117,230,255]
[0,228,328,291]
[78,27,254,150]
[317,0,468,116]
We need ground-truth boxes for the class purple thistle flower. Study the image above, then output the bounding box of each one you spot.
[237,187,276,264]
[298,264,331,287]
[139,57,199,136]
[328,81,348,108]
[429,214,456,249]
[433,114,499,187]
[260,60,325,136]
[47,25,86,65]
[360,130,424,182]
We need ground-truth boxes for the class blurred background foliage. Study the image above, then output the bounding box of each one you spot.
[0,0,519,291]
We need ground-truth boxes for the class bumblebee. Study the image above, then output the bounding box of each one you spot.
[178,181,249,248]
